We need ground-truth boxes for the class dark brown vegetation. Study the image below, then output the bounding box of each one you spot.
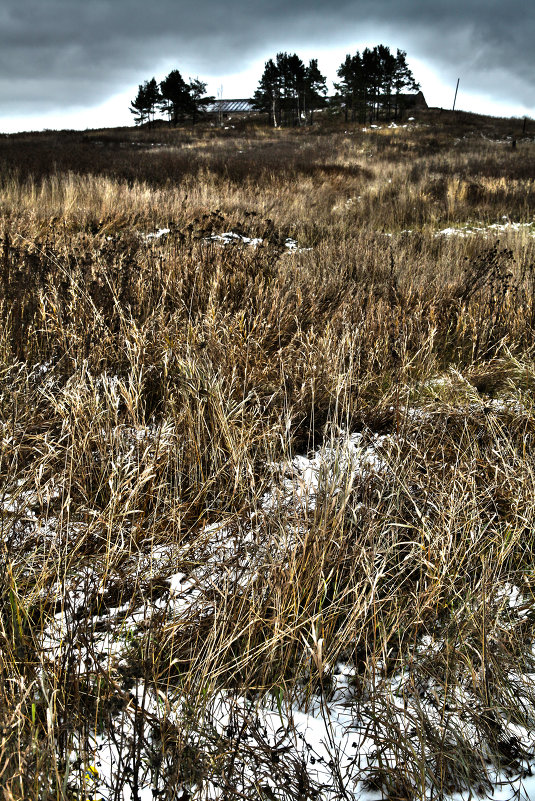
[1,110,535,800]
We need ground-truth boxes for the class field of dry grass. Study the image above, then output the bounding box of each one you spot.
[2,111,535,800]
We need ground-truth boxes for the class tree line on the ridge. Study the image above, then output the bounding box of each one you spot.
[130,44,420,127]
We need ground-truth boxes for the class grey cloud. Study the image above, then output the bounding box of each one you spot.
[1,0,534,115]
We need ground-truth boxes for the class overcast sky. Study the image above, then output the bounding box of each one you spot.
[1,0,534,132]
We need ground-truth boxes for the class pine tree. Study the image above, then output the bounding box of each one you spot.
[160,70,191,125]
[188,78,214,126]
[375,44,397,118]
[362,48,382,121]
[130,78,160,127]
[130,82,150,126]
[304,59,327,124]
[393,50,420,119]
[281,53,306,125]
[253,58,282,126]
[145,78,161,127]
[334,53,366,122]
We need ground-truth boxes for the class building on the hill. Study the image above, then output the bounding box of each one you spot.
[205,99,257,120]
[398,91,428,110]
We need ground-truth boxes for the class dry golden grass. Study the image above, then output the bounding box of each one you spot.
[1,111,535,799]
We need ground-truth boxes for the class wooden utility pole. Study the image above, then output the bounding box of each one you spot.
[452,78,460,111]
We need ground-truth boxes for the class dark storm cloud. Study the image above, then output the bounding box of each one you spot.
[2,0,534,114]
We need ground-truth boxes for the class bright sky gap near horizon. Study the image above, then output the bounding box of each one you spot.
[1,0,534,133]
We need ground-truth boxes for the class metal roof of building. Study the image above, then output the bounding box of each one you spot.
[206,99,255,113]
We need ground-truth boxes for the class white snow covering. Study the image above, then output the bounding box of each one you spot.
[436,219,535,239]
[204,232,312,253]
[379,218,535,241]
[283,236,312,253]
[207,231,263,247]
[264,431,388,513]
[5,411,535,799]
[143,227,170,241]
[70,651,535,800]
[362,124,410,131]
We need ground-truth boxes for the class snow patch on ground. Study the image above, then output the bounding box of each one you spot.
[73,650,535,800]
[264,431,389,513]
[142,227,170,241]
[204,232,312,253]
[207,231,263,247]
[436,218,535,239]
[283,236,312,253]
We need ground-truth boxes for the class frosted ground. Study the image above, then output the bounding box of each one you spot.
[7,385,535,800]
